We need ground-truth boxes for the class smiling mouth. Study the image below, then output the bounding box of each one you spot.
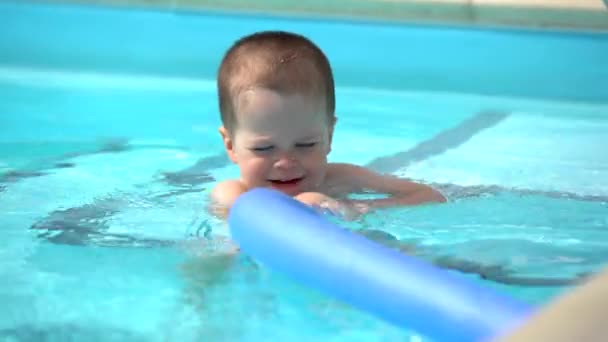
[268,177,303,186]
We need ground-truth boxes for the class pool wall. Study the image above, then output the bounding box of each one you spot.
[1,0,607,103]
[22,0,608,31]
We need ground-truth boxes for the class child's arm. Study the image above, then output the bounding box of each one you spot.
[208,180,247,219]
[331,163,446,209]
[295,191,366,220]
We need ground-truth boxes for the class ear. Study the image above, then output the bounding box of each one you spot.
[327,116,337,155]
[219,126,238,164]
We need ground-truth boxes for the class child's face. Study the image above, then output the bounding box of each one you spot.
[221,88,334,196]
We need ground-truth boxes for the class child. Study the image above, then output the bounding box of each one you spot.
[210,30,446,219]
[205,30,585,288]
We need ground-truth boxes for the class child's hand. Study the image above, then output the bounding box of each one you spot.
[294,192,368,221]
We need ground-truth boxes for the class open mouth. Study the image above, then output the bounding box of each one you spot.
[268,177,304,186]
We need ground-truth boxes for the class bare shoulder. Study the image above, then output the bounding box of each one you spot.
[326,162,373,181]
[324,163,370,194]
[208,180,247,217]
[326,162,389,188]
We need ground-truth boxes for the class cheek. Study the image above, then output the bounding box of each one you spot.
[240,155,271,178]
[300,149,328,171]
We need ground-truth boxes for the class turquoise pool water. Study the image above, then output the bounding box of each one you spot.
[1,1,608,341]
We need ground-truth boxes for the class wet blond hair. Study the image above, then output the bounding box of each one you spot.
[217,31,335,133]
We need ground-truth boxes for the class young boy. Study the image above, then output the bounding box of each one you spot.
[210,30,446,219]
[202,31,589,288]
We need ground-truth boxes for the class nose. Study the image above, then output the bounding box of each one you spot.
[274,152,298,170]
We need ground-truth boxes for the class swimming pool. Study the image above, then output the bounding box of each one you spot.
[1,1,607,341]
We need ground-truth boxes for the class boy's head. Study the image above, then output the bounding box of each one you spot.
[217,31,337,195]
[217,30,335,133]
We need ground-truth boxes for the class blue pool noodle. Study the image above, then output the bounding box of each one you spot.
[229,188,532,341]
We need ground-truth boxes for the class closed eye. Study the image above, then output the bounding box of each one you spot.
[251,145,274,152]
[296,142,317,148]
